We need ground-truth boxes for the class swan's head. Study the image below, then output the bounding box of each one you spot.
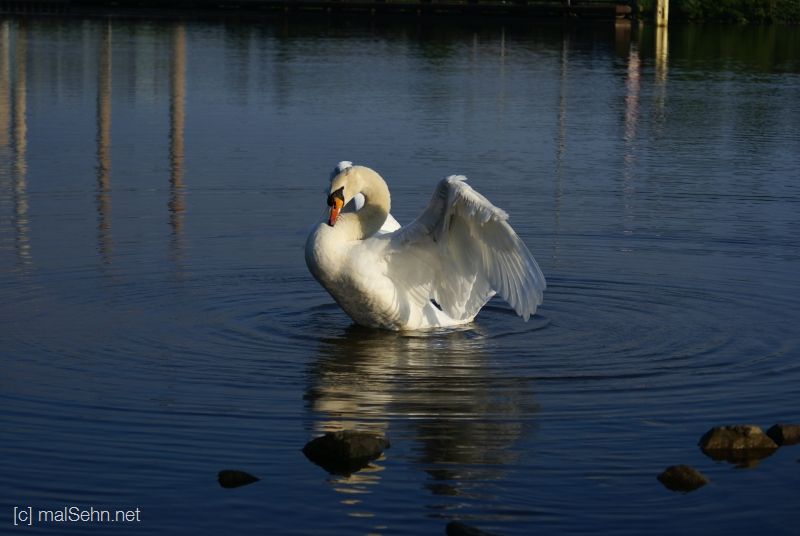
[326,163,385,227]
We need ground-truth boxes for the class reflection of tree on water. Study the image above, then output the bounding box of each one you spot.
[306,325,537,498]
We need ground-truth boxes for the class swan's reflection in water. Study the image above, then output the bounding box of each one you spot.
[306,323,538,505]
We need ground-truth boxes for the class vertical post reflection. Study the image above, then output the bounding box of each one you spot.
[168,23,186,262]
[621,36,641,242]
[471,31,477,63]
[497,25,506,111]
[96,21,112,264]
[654,25,668,86]
[499,25,505,64]
[0,21,9,151]
[552,31,569,263]
[654,24,669,126]
[623,44,640,145]
[12,21,30,267]
[614,18,632,58]
[0,22,9,258]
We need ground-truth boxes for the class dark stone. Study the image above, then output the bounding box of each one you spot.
[217,470,259,489]
[657,465,709,492]
[302,430,390,476]
[446,521,501,536]
[766,424,800,446]
[698,425,778,466]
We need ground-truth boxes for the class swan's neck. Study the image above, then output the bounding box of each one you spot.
[341,176,390,240]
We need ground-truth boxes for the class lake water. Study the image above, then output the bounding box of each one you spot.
[1,13,799,535]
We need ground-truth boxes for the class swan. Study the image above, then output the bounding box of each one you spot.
[305,162,546,330]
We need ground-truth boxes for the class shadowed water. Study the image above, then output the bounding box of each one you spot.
[1,15,799,535]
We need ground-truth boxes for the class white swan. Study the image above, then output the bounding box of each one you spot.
[305,162,546,330]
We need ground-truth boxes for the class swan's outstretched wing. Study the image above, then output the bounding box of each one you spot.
[387,175,546,322]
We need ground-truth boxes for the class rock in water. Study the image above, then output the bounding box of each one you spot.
[698,425,778,466]
[766,424,800,446]
[302,430,390,475]
[699,425,778,450]
[217,470,260,488]
[446,521,501,536]
[657,465,709,492]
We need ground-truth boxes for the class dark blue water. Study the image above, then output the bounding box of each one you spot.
[1,15,799,535]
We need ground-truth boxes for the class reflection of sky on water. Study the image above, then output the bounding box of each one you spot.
[0,17,798,535]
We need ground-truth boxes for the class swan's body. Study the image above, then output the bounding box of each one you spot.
[305,162,545,330]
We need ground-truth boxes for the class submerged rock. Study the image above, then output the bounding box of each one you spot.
[217,470,260,489]
[657,465,709,492]
[699,425,778,450]
[446,521,501,536]
[766,424,800,446]
[302,430,390,475]
[698,425,778,466]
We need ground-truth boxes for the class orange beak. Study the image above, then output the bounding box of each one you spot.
[328,197,343,227]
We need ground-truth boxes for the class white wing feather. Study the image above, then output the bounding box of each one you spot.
[388,175,545,323]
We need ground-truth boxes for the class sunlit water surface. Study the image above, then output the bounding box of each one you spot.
[1,15,799,535]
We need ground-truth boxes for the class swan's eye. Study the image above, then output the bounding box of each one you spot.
[327,187,344,207]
